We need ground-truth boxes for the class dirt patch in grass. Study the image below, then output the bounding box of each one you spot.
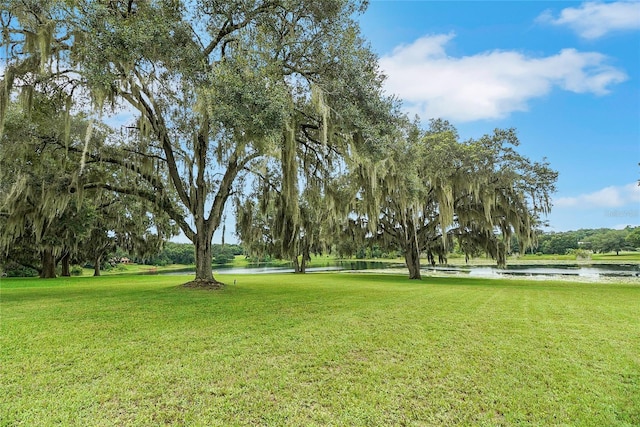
[181,279,226,290]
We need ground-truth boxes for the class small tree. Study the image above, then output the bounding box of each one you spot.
[626,227,640,249]
[592,229,631,255]
[236,182,344,273]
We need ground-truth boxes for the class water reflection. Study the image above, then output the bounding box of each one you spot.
[429,264,640,278]
[160,260,639,278]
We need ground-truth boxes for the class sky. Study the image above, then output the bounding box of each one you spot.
[358,0,640,233]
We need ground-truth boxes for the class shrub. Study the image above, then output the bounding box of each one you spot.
[1,262,38,277]
[567,248,592,261]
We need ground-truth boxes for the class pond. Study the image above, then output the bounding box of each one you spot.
[428,263,640,279]
[160,260,640,278]
[159,260,399,276]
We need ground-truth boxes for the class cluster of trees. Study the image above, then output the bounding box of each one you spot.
[236,117,557,279]
[141,242,243,266]
[0,93,179,277]
[534,227,639,255]
[1,0,556,282]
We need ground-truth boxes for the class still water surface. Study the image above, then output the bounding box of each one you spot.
[162,261,639,278]
[431,264,639,278]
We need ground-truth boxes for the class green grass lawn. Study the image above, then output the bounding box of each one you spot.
[1,274,638,426]
[590,252,640,262]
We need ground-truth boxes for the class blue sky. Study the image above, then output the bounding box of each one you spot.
[358,0,640,232]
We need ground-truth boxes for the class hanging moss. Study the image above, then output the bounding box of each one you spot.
[37,20,56,72]
[0,66,16,134]
[281,117,299,226]
[437,182,454,248]
[58,95,71,149]
[311,85,330,145]
[79,119,94,175]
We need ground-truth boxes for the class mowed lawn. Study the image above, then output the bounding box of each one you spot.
[1,274,638,426]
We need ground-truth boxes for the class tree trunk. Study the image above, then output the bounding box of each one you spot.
[60,251,71,277]
[40,249,57,278]
[301,243,310,274]
[94,255,101,277]
[194,232,214,282]
[405,238,422,280]
[300,255,307,274]
[292,255,307,274]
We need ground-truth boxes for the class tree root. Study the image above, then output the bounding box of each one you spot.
[182,279,226,290]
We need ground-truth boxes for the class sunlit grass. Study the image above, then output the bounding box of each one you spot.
[79,263,194,276]
[1,273,638,425]
[591,252,640,262]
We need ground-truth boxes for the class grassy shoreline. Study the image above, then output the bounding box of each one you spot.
[1,273,638,425]
[82,251,640,277]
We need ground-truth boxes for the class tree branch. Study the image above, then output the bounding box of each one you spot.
[84,183,195,241]
[208,149,260,233]
[203,1,278,58]
[121,76,193,212]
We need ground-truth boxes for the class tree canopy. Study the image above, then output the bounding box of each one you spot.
[356,119,557,279]
[1,0,390,285]
[0,93,177,277]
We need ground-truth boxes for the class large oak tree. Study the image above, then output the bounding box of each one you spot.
[361,119,557,279]
[1,0,387,285]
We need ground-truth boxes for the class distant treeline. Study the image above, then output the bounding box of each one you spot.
[531,226,639,255]
[336,227,640,259]
[147,227,639,265]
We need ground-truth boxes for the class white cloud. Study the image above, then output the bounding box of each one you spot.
[555,182,640,208]
[379,33,627,122]
[537,1,640,39]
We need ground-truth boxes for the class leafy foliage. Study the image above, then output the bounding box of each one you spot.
[0,95,178,276]
[535,227,638,255]
[1,0,386,283]
[356,119,557,279]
